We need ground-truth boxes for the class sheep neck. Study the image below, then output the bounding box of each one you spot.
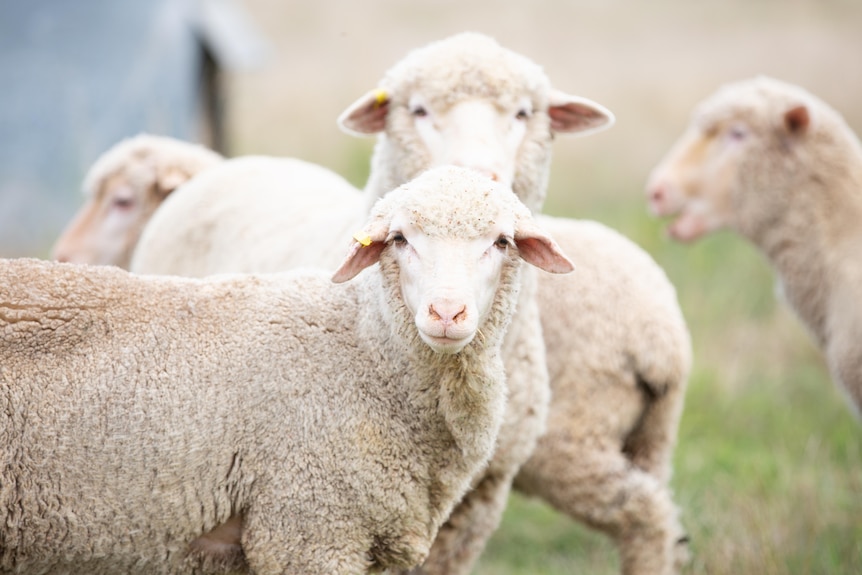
[362,137,399,212]
[748,155,862,347]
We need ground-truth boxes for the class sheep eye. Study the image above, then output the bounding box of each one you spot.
[410,106,428,118]
[727,125,748,141]
[113,197,134,210]
[515,108,530,120]
[390,231,408,245]
[494,236,512,249]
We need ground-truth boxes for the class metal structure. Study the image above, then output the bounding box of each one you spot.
[0,0,265,256]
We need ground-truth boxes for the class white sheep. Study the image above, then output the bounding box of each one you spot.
[647,75,862,418]
[0,166,574,575]
[51,133,224,268]
[133,154,362,276]
[131,32,691,575]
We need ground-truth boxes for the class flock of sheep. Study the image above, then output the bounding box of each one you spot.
[3,30,860,575]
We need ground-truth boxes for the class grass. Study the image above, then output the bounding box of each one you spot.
[471,194,862,574]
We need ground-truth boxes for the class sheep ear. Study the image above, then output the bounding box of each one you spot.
[548,90,615,136]
[331,227,388,283]
[514,222,575,274]
[784,104,810,135]
[156,167,192,198]
[338,88,391,137]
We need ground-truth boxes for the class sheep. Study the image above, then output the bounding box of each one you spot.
[132,154,363,277]
[0,166,574,575]
[131,32,692,575]
[337,32,692,575]
[51,133,224,268]
[646,75,862,418]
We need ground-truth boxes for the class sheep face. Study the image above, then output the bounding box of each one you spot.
[332,166,573,354]
[644,120,741,242]
[403,95,533,187]
[52,135,218,269]
[396,89,613,190]
[391,218,512,354]
[645,77,822,243]
[51,169,165,268]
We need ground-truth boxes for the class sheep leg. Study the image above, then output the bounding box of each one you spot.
[186,515,247,573]
[828,341,862,418]
[621,375,686,487]
[516,435,688,575]
[400,469,515,575]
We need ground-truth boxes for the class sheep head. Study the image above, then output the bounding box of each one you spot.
[52,134,221,269]
[332,166,573,354]
[337,32,614,212]
[644,76,835,243]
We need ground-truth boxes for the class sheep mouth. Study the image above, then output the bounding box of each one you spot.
[419,332,475,354]
[647,181,719,243]
[661,205,714,243]
[646,198,690,241]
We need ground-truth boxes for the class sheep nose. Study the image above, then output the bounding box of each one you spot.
[53,252,70,263]
[647,182,664,202]
[645,180,669,215]
[429,301,467,326]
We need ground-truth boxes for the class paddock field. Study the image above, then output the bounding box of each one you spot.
[230,1,862,573]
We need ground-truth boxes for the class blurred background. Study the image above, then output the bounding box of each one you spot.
[2,0,861,573]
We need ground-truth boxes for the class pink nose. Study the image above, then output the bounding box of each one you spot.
[645,179,671,215]
[648,182,665,202]
[429,301,467,326]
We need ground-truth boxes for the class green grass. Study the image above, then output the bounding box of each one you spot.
[472,196,862,575]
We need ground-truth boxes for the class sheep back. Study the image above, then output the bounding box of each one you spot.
[131,156,362,277]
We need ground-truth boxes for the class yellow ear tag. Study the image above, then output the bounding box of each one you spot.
[373,89,388,108]
[353,232,373,247]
